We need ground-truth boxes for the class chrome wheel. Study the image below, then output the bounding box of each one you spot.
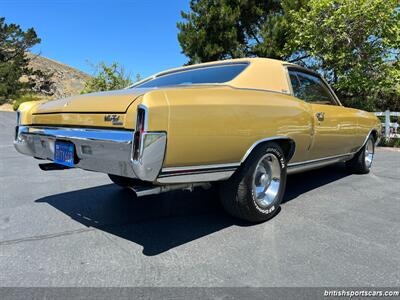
[252,153,281,208]
[365,138,374,168]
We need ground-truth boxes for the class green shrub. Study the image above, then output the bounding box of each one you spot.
[81,62,134,94]
[378,138,400,148]
[13,94,41,111]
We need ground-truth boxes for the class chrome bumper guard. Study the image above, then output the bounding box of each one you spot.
[14,126,166,182]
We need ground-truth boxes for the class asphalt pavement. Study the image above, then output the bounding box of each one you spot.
[0,111,399,287]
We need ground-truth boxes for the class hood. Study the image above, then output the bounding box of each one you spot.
[33,88,151,114]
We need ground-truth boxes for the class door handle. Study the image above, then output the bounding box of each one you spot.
[316,112,325,121]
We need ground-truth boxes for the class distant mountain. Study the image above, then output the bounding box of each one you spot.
[26,53,91,99]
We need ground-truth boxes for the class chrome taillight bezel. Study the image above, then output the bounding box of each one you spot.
[132,105,147,161]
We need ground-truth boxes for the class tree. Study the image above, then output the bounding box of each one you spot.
[286,0,400,111]
[0,17,45,103]
[81,62,138,94]
[177,0,400,111]
[177,0,305,64]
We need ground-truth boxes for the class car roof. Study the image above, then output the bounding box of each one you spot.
[135,58,299,94]
[154,57,294,77]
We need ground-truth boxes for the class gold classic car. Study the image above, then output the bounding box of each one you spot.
[14,58,381,222]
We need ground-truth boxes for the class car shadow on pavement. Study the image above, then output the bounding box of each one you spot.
[282,162,351,203]
[35,163,350,256]
[35,184,249,256]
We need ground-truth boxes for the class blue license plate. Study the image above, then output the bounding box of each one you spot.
[54,141,75,167]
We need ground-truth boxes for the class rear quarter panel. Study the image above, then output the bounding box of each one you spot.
[162,86,313,168]
[356,110,382,146]
[125,91,170,130]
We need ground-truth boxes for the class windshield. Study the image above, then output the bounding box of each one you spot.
[134,63,248,88]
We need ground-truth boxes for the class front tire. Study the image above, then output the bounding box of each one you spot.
[346,135,375,174]
[219,143,287,223]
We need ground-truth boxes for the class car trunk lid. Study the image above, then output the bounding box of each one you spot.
[33,88,149,114]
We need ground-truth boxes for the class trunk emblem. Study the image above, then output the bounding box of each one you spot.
[104,114,122,125]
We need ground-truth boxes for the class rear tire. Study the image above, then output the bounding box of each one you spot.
[108,174,144,187]
[346,134,375,174]
[219,142,287,223]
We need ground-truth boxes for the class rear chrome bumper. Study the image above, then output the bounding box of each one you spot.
[14,126,166,182]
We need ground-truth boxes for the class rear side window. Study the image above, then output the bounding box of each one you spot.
[135,64,248,88]
[288,70,337,105]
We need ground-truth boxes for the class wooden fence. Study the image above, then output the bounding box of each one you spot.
[374,110,400,139]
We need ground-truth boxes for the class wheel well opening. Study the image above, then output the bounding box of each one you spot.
[370,130,378,142]
[275,139,296,162]
[244,138,296,164]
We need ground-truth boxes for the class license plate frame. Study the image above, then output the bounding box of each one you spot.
[54,140,75,167]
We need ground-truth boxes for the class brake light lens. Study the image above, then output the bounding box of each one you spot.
[132,107,146,160]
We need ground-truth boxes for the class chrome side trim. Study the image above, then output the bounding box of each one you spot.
[157,170,236,184]
[157,135,295,184]
[287,153,354,174]
[157,163,239,184]
[241,136,296,163]
[161,162,240,173]
[157,152,355,183]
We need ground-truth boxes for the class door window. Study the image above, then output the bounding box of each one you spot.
[288,70,337,105]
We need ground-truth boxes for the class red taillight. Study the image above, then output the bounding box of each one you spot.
[132,107,146,160]
[136,107,145,133]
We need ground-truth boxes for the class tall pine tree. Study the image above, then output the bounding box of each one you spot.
[177,0,306,64]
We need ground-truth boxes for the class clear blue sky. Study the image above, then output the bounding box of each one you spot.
[0,0,190,78]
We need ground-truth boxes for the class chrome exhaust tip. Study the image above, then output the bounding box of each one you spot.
[128,183,211,197]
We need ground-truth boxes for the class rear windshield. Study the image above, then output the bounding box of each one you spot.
[134,63,248,88]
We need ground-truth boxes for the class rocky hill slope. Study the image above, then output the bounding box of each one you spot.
[26,52,91,99]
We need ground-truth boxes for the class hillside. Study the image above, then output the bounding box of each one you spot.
[26,52,91,99]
